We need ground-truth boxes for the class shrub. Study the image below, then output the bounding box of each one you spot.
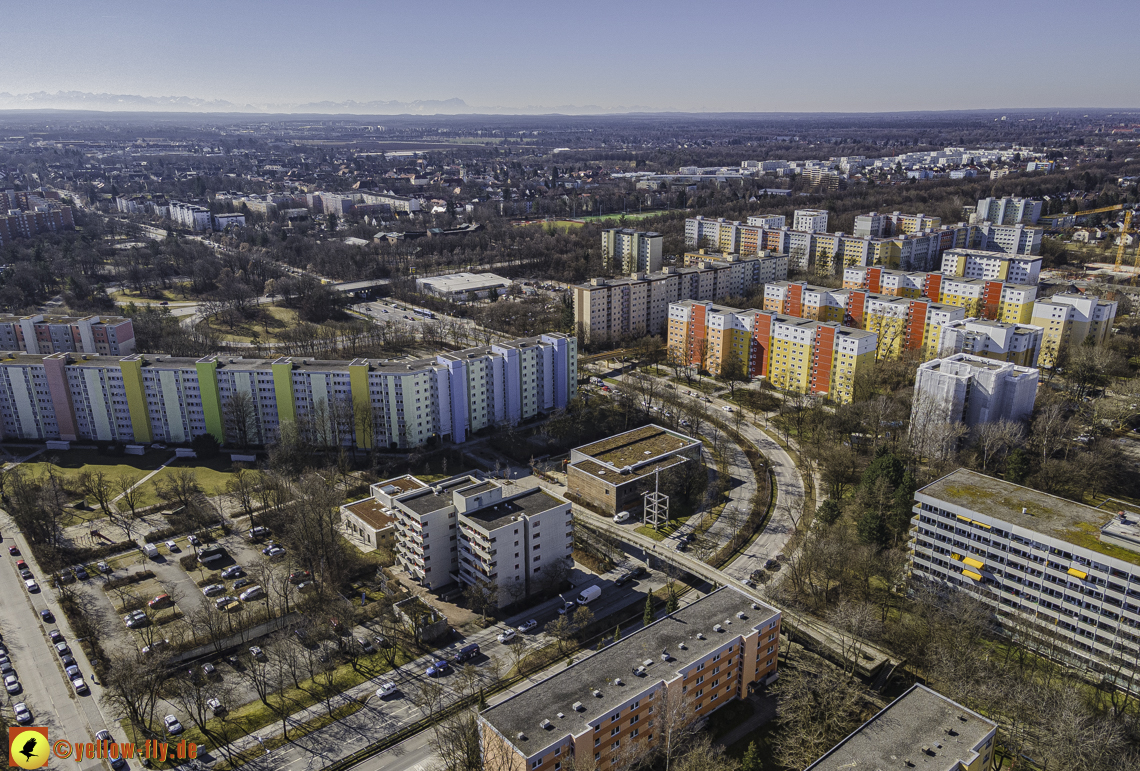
[102,570,155,591]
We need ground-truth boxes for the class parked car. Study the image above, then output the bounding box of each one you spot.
[124,610,149,629]
[165,540,179,553]
[373,635,391,649]
[375,682,397,698]
[207,698,226,715]
[187,535,201,547]
[262,544,286,559]
[19,569,31,580]
[248,526,270,541]
[288,570,312,584]
[60,655,76,669]
[202,663,216,677]
[232,578,253,591]
[24,579,38,593]
[613,510,631,523]
[517,619,538,633]
[296,580,315,593]
[219,598,242,613]
[55,642,71,657]
[97,561,112,574]
[13,702,31,724]
[7,545,18,556]
[163,715,184,735]
[249,646,265,660]
[4,675,19,694]
[141,639,170,655]
[15,560,26,570]
[0,661,13,675]
[239,586,265,602]
[614,572,632,587]
[221,565,244,579]
[630,566,648,578]
[39,609,53,623]
[148,594,173,610]
[497,629,517,644]
[202,584,225,597]
[74,565,89,580]
[72,677,89,694]
[48,630,64,644]
[215,596,239,610]
[356,637,375,654]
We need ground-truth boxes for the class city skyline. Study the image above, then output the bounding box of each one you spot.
[2,0,1138,114]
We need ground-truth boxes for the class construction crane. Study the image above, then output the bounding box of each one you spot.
[1040,204,1124,227]
[1111,209,1139,278]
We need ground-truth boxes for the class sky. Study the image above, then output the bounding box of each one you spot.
[2,0,1137,114]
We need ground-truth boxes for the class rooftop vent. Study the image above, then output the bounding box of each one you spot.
[696,633,705,640]
[642,659,654,668]
[593,689,603,698]
[751,603,760,610]
[614,678,624,686]
[945,728,959,737]
[736,611,746,619]
[1022,507,1028,515]
[573,702,584,712]
[635,666,647,676]
[541,719,553,730]
[557,712,565,719]
[677,642,687,650]
[517,732,526,741]
[713,625,723,632]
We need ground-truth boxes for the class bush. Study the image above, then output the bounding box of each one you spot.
[102,570,155,591]
[179,554,199,571]
[144,525,184,543]
[191,433,221,459]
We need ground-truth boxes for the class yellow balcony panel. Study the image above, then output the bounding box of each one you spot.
[963,556,985,570]
[1067,568,1088,580]
[962,569,983,581]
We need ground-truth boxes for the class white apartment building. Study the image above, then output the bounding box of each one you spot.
[911,469,1140,691]
[213,213,245,230]
[601,229,663,274]
[975,222,1043,256]
[379,473,572,598]
[793,208,829,233]
[941,249,1043,285]
[169,201,213,231]
[911,354,1039,428]
[360,191,422,212]
[746,214,786,229]
[939,318,1043,368]
[975,196,1042,226]
[573,254,788,343]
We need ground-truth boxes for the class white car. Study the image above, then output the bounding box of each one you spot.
[239,586,265,602]
[72,677,89,694]
[722,405,733,412]
[517,620,538,633]
[557,601,576,615]
[376,681,397,698]
[207,698,226,715]
[24,579,38,593]
[165,540,179,552]
[4,675,19,694]
[202,584,225,597]
[13,702,31,724]
[164,714,184,734]
[497,629,517,643]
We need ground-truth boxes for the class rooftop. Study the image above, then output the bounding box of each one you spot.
[917,470,1138,561]
[398,475,482,516]
[574,425,699,469]
[375,475,427,496]
[805,684,995,771]
[480,587,779,755]
[461,487,568,530]
[342,499,395,531]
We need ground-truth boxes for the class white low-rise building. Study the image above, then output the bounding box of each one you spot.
[416,272,511,299]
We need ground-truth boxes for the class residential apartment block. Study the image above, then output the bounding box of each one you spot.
[844,265,1038,323]
[479,587,781,771]
[973,223,1043,257]
[940,248,1042,284]
[0,189,74,248]
[567,424,702,517]
[0,334,575,448]
[806,684,997,771]
[793,208,829,232]
[169,200,213,231]
[938,318,1043,368]
[601,229,663,274]
[373,473,572,597]
[572,254,788,343]
[853,210,941,238]
[668,300,876,402]
[911,354,1039,428]
[1030,292,1118,366]
[0,314,135,356]
[975,196,1042,226]
[911,469,1140,690]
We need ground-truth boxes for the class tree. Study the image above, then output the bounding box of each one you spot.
[717,353,749,396]
[1006,447,1031,483]
[644,594,655,627]
[78,468,115,516]
[225,466,257,519]
[772,662,870,770]
[191,432,221,459]
[100,649,168,739]
[155,468,203,510]
[463,581,499,624]
[971,420,1024,473]
[816,498,841,526]
[222,390,258,448]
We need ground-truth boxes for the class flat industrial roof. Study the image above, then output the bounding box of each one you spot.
[574,425,698,468]
[805,684,995,771]
[342,499,394,531]
[481,587,779,754]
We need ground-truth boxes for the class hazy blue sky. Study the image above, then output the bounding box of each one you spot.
[3,0,1137,112]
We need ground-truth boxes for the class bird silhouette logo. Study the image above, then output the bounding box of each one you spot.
[8,727,49,769]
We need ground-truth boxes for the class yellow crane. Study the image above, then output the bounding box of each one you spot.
[1040,204,1124,226]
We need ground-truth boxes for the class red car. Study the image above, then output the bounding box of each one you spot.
[7,546,18,556]
[148,594,173,610]
[15,560,26,571]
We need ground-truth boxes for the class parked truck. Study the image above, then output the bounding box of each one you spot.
[576,585,602,605]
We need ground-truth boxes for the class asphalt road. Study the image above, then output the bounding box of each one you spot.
[0,512,127,770]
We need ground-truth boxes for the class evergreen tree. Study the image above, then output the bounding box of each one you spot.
[666,591,679,614]
[643,594,654,627]
[857,507,887,546]
[816,498,842,526]
[613,624,621,642]
[1006,448,1031,484]
[741,741,761,771]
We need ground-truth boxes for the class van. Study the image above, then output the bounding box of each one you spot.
[197,545,226,565]
[142,544,159,559]
[452,643,480,664]
[613,511,631,523]
[576,585,601,605]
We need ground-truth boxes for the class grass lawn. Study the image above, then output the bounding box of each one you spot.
[110,286,190,305]
[635,514,692,541]
[200,302,344,345]
[670,376,722,395]
[20,449,169,507]
[576,211,667,223]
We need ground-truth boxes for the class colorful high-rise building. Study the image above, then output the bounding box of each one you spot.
[1030,292,1118,367]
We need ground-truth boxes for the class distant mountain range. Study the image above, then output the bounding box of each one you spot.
[0,91,662,115]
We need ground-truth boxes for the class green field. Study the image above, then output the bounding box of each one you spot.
[575,211,669,223]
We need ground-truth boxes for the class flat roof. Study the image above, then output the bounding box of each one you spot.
[574,425,698,468]
[399,475,481,516]
[376,475,427,495]
[343,499,394,531]
[805,684,995,771]
[571,455,689,486]
[462,488,567,530]
[918,469,1126,554]
[481,587,779,754]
